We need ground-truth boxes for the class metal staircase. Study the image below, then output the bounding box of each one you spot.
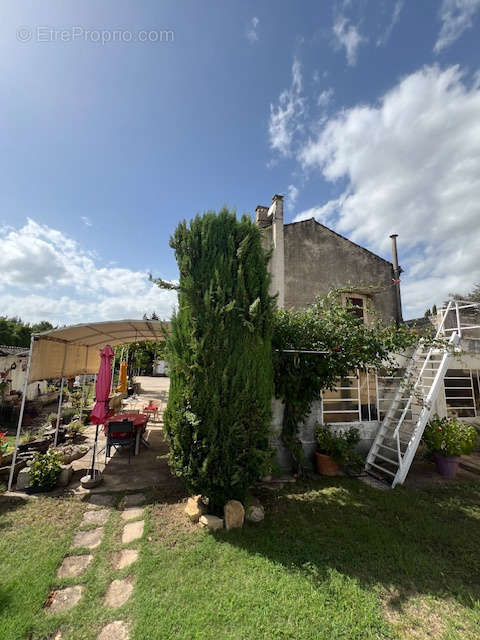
[365,300,463,487]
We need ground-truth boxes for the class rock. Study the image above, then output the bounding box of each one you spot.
[46,586,84,614]
[104,577,135,608]
[16,467,30,490]
[121,520,144,543]
[57,554,93,578]
[72,527,104,549]
[98,620,130,640]
[120,507,144,521]
[86,494,115,509]
[121,493,145,507]
[224,500,245,531]
[246,505,265,523]
[198,514,223,531]
[112,549,139,570]
[81,508,110,526]
[57,464,73,487]
[185,495,206,523]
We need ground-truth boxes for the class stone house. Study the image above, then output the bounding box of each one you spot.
[256,194,402,326]
[255,194,480,472]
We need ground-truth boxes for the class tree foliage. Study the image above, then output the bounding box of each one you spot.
[272,292,419,469]
[0,317,54,347]
[161,208,274,510]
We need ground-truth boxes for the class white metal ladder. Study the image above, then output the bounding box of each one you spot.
[365,300,464,487]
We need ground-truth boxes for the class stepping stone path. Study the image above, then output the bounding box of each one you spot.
[104,576,135,608]
[122,520,144,544]
[87,494,116,509]
[98,620,130,640]
[112,549,139,570]
[72,527,104,549]
[57,554,93,578]
[82,508,110,527]
[46,585,85,614]
[121,493,145,507]
[121,507,144,521]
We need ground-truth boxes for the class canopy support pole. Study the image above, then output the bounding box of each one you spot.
[80,375,86,421]
[7,335,34,492]
[54,378,65,447]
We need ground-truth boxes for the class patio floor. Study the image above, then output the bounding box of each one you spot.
[69,376,178,494]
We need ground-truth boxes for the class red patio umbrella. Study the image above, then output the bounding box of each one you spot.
[89,344,114,478]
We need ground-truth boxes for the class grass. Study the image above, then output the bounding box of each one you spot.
[1,478,480,639]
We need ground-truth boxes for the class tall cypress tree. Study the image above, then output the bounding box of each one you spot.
[164,208,274,510]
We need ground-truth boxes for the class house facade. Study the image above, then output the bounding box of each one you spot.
[255,194,480,475]
[256,194,402,326]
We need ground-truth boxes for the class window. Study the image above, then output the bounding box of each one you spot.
[346,297,365,321]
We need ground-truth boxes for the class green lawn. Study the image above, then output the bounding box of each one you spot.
[1,478,480,640]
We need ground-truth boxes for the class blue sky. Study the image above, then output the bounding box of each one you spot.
[1,0,480,323]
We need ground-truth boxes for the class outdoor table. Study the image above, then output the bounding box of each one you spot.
[104,412,148,456]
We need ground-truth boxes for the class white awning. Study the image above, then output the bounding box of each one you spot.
[28,319,166,381]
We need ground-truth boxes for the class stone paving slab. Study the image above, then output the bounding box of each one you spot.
[121,520,144,544]
[104,577,135,608]
[81,508,110,527]
[72,527,104,550]
[121,493,145,507]
[57,554,93,578]
[112,549,139,570]
[46,586,84,614]
[98,620,130,640]
[86,494,115,509]
[120,507,144,521]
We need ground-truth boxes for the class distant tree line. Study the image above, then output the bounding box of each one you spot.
[0,317,55,347]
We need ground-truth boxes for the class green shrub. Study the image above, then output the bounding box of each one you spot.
[315,424,363,471]
[161,209,274,511]
[66,419,84,438]
[423,415,478,457]
[28,449,62,491]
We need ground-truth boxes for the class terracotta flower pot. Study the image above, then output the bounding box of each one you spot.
[434,453,460,478]
[315,452,341,476]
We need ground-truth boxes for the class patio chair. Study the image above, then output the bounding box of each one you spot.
[105,419,135,463]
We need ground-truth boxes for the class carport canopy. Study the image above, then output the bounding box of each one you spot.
[28,319,166,382]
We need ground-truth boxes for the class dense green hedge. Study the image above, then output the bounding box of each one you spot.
[163,209,274,510]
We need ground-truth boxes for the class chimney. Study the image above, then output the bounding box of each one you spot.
[390,234,403,325]
[269,194,285,309]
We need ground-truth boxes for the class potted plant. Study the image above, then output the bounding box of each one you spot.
[46,412,61,429]
[314,424,363,475]
[66,419,85,441]
[423,415,478,478]
[0,432,9,464]
[28,449,62,492]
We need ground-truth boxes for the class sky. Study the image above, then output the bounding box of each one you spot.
[1,0,480,324]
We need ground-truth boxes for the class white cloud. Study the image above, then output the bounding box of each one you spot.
[298,65,480,317]
[377,0,404,46]
[81,216,92,227]
[0,219,177,324]
[435,0,480,52]
[317,88,334,109]
[268,58,305,157]
[246,16,260,43]
[286,184,299,212]
[332,16,367,66]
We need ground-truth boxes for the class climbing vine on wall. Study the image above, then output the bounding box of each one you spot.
[272,291,420,471]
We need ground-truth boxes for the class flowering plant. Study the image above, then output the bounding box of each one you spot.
[423,415,478,458]
[0,432,8,455]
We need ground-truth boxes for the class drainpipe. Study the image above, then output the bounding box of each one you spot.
[390,234,403,326]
